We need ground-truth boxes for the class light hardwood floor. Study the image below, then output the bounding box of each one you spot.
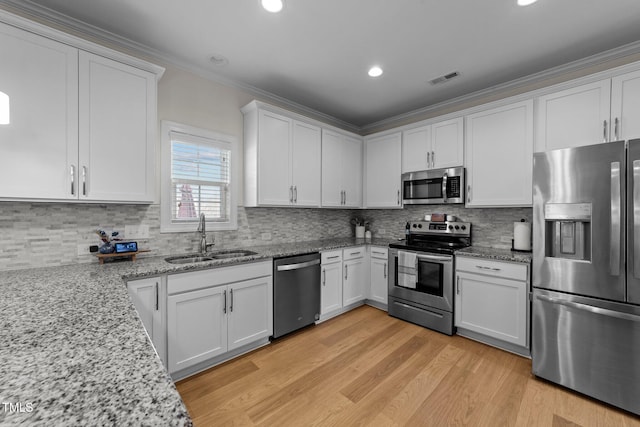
[176,305,640,426]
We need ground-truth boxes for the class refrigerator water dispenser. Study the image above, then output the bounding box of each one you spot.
[544,203,591,261]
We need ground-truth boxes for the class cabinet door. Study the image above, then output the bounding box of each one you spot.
[343,258,366,306]
[227,276,273,351]
[167,286,227,374]
[257,110,292,205]
[321,261,343,315]
[466,99,533,207]
[291,120,321,207]
[611,70,640,141]
[365,133,402,208]
[341,135,363,208]
[431,117,464,169]
[535,80,611,152]
[128,277,165,363]
[455,272,527,347]
[79,51,156,202]
[0,23,78,200]
[369,256,388,305]
[402,125,431,172]
[321,129,344,207]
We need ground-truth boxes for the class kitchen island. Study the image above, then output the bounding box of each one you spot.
[0,237,393,425]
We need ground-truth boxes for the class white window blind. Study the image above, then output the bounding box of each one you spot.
[169,131,231,223]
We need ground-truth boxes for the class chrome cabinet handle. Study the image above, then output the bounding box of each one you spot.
[476,265,501,272]
[456,276,460,294]
[70,165,76,196]
[343,190,347,205]
[603,119,608,142]
[615,117,620,140]
[345,264,348,280]
[230,288,233,312]
[322,268,326,286]
[467,185,471,203]
[610,161,621,276]
[294,186,297,203]
[634,160,640,279]
[82,166,87,196]
[427,152,431,168]
[289,186,293,203]
[327,255,340,260]
[155,282,159,311]
[397,189,400,205]
[223,290,227,314]
[384,263,387,279]
[432,151,435,168]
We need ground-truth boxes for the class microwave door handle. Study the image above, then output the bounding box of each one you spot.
[442,172,448,203]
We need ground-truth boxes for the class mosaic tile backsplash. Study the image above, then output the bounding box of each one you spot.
[0,202,531,271]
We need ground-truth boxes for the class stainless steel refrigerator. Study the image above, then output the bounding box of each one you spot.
[532,139,640,415]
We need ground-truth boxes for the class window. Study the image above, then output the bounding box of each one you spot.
[161,121,237,232]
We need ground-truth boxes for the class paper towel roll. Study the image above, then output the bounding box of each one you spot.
[513,221,532,251]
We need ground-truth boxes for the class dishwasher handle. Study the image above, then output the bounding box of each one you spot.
[276,259,320,271]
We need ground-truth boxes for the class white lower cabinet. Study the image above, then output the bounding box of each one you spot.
[320,250,343,316]
[127,276,166,366]
[455,256,530,354]
[343,246,366,306]
[166,261,272,377]
[368,247,388,307]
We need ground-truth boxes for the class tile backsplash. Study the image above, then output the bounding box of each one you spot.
[0,202,531,271]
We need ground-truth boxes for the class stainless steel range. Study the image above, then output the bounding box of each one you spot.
[388,220,471,335]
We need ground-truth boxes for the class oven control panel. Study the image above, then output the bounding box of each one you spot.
[409,221,471,237]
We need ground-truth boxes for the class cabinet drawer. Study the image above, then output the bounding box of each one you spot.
[456,256,528,281]
[321,250,343,264]
[370,247,388,260]
[168,261,272,295]
[343,246,366,261]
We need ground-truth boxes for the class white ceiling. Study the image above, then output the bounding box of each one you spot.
[9,0,640,130]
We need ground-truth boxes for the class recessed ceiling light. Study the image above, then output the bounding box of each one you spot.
[517,0,538,6]
[209,54,229,67]
[368,66,383,78]
[262,0,283,13]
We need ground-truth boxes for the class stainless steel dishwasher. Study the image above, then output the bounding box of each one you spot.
[272,252,321,339]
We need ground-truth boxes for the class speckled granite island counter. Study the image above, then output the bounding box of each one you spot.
[455,246,532,264]
[0,237,393,425]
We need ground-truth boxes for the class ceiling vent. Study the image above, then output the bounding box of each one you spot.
[429,71,460,85]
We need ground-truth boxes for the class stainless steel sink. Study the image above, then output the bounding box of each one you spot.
[165,250,257,264]
[165,255,215,264]
[209,250,257,259]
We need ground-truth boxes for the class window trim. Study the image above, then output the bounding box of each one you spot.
[160,120,238,233]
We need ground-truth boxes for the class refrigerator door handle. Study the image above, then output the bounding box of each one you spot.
[610,161,621,276]
[536,293,640,322]
[634,160,640,279]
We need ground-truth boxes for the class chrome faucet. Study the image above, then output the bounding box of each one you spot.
[197,212,208,254]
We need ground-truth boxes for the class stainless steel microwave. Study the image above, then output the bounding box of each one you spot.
[402,167,465,205]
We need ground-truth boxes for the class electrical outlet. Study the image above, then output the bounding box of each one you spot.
[125,224,150,239]
[261,232,272,241]
[77,244,92,256]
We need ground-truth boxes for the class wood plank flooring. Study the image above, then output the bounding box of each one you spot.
[176,305,640,426]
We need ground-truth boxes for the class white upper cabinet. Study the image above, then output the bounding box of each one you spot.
[0,22,78,200]
[0,20,162,203]
[535,80,611,152]
[321,129,362,208]
[611,69,640,142]
[402,117,463,172]
[79,52,157,202]
[243,103,321,207]
[364,132,401,208]
[465,99,533,207]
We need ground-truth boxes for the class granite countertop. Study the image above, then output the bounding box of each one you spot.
[0,237,394,425]
[455,246,532,264]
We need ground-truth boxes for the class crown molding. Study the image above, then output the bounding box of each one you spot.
[0,0,360,133]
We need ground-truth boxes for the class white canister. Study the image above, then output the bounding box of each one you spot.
[355,226,365,238]
[513,220,532,251]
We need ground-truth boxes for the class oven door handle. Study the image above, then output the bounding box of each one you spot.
[416,254,452,263]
